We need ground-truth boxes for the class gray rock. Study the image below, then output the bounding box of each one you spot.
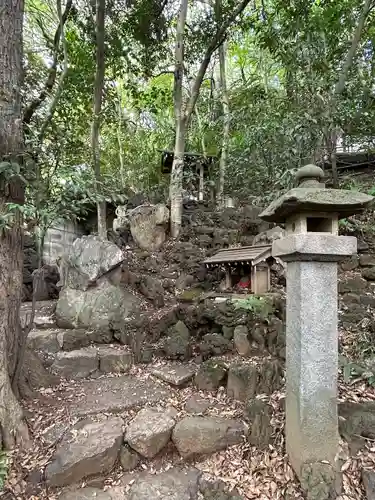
[194,360,227,391]
[176,274,195,290]
[164,321,191,360]
[42,421,70,446]
[59,487,112,500]
[45,416,123,487]
[300,462,337,500]
[227,363,258,401]
[360,254,375,267]
[139,275,165,307]
[119,445,140,471]
[362,267,375,281]
[129,204,169,251]
[338,276,367,293]
[341,256,359,271]
[199,478,244,499]
[127,468,201,500]
[200,333,230,356]
[51,348,98,379]
[363,469,375,500]
[339,401,375,454]
[233,325,251,356]
[68,376,172,417]
[59,235,125,290]
[98,347,132,374]
[56,277,140,331]
[60,328,112,351]
[253,225,285,245]
[151,363,196,386]
[172,416,245,458]
[360,294,375,308]
[222,326,234,340]
[185,395,211,414]
[227,360,282,401]
[27,328,60,353]
[245,399,273,449]
[358,240,370,253]
[125,407,175,458]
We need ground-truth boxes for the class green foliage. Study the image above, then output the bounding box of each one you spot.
[232,295,273,320]
[21,0,375,215]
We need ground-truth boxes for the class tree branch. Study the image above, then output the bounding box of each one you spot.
[334,0,372,96]
[38,0,69,142]
[23,0,73,125]
[184,0,252,125]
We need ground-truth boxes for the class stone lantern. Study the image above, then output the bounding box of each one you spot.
[260,165,373,498]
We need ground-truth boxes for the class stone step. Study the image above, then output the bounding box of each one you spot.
[58,468,245,499]
[27,327,113,354]
[58,468,204,499]
[45,398,246,492]
[64,375,172,418]
[21,300,57,329]
[50,346,133,379]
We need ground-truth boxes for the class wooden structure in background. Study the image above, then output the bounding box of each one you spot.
[159,150,216,201]
[204,244,273,294]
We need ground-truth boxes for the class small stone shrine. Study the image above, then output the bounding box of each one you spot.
[260,164,374,499]
[203,244,273,294]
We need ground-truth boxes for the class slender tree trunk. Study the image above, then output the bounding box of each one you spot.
[170,0,188,238]
[0,0,30,449]
[92,0,107,239]
[326,130,339,188]
[116,82,126,188]
[170,118,186,237]
[195,106,206,202]
[217,40,230,208]
[169,0,252,236]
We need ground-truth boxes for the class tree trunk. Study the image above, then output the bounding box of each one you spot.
[326,130,339,188]
[116,82,126,188]
[92,0,107,239]
[169,0,251,237]
[170,0,188,238]
[217,40,230,209]
[170,118,186,237]
[0,0,30,449]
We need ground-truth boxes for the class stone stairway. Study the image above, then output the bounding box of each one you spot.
[21,301,285,499]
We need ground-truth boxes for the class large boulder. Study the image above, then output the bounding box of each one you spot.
[45,416,123,487]
[56,276,139,330]
[58,235,125,291]
[56,236,139,331]
[128,204,169,251]
[172,416,244,458]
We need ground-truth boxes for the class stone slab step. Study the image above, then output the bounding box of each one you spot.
[151,363,196,386]
[27,327,114,354]
[46,415,124,487]
[59,468,245,499]
[51,346,133,379]
[65,375,172,417]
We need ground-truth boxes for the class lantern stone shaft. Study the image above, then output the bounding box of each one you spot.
[260,165,373,497]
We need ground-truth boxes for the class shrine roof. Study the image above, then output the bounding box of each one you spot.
[203,245,272,267]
